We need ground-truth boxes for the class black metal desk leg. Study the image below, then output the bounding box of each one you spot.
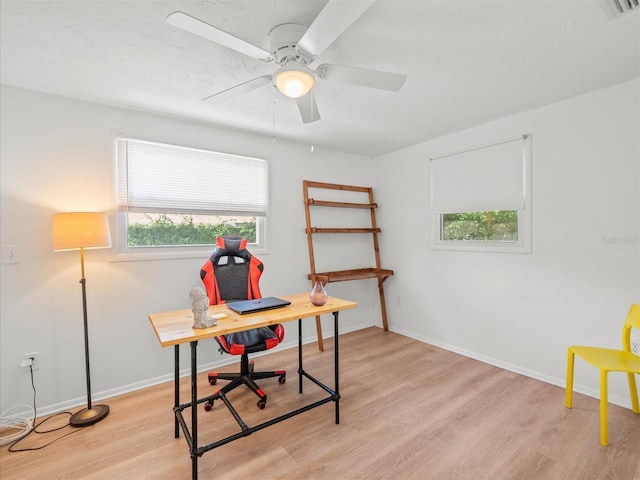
[298,318,303,394]
[190,340,198,480]
[333,311,340,424]
[174,345,180,439]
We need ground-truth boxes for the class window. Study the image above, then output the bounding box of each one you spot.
[441,210,518,241]
[115,138,267,260]
[430,135,531,253]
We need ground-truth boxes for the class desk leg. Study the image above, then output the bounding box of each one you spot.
[334,311,340,425]
[190,340,199,480]
[174,345,180,439]
[298,319,303,394]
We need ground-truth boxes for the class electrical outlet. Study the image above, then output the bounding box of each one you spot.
[21,352,39,371]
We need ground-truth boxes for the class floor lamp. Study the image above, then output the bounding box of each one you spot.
[52,212,112,427]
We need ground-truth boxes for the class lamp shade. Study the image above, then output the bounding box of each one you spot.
[52,212,112,251]
[275,62,315,98]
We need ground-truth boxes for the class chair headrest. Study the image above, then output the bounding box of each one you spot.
[213,236,248,258]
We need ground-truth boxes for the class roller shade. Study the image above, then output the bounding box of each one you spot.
[431,136,526,214]
[117,138,267,216]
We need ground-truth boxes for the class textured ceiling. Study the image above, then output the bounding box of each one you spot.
[1,0,639,157]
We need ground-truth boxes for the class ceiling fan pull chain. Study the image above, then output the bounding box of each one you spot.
[310,94,315,153]
[272,86,278,145]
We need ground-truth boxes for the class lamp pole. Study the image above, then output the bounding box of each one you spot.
[69,247,109,427]
[80,248,92,411]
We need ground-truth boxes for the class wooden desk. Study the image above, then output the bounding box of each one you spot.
[149,293,357,479]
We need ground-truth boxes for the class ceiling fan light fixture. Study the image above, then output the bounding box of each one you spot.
[275,62,315,98]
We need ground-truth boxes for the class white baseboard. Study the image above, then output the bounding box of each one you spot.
[41,321,620,418]
[388,326,635,410]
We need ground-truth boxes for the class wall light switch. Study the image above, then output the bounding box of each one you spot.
[3,245,21,264]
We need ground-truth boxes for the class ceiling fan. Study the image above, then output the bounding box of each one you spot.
[166,0,407,123]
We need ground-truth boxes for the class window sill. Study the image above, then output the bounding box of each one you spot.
[111,245,268,262]
[431,240,531,254]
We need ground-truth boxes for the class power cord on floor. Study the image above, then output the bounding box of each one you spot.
[1,363,85,452]
[0,404,33,445]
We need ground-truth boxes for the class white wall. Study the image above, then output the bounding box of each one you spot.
[375,78,640,407]
[0,85,380,414]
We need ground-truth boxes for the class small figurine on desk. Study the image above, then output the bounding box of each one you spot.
[190,287,217,328]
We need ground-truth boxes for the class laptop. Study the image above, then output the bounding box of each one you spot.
[226,296,291,315]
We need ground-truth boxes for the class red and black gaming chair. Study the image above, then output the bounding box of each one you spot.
[200,236,286,410]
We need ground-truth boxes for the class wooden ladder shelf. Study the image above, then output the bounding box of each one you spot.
[303,180,394,351]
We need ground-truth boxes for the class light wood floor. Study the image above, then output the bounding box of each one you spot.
[1,327,639,480]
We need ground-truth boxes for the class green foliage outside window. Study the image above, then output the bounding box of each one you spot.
[442,210,518,242]
[127,214,256,247]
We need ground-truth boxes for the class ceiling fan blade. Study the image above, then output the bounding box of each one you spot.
[297,0,375,57]
[167,12,273,62]
[202,75,273,102]
[296,92,321,123]
[316,64,407,91]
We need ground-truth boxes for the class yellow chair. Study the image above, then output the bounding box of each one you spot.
[565,303,640,446]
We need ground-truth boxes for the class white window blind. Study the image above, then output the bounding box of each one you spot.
[430,136,526,214]
[117,138,267,216]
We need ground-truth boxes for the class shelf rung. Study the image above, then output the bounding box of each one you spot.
[307,198,377,209]
[303,180,371,193]
[309,268,394,283]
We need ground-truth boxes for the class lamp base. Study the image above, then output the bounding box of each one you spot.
[70,404,110,427]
